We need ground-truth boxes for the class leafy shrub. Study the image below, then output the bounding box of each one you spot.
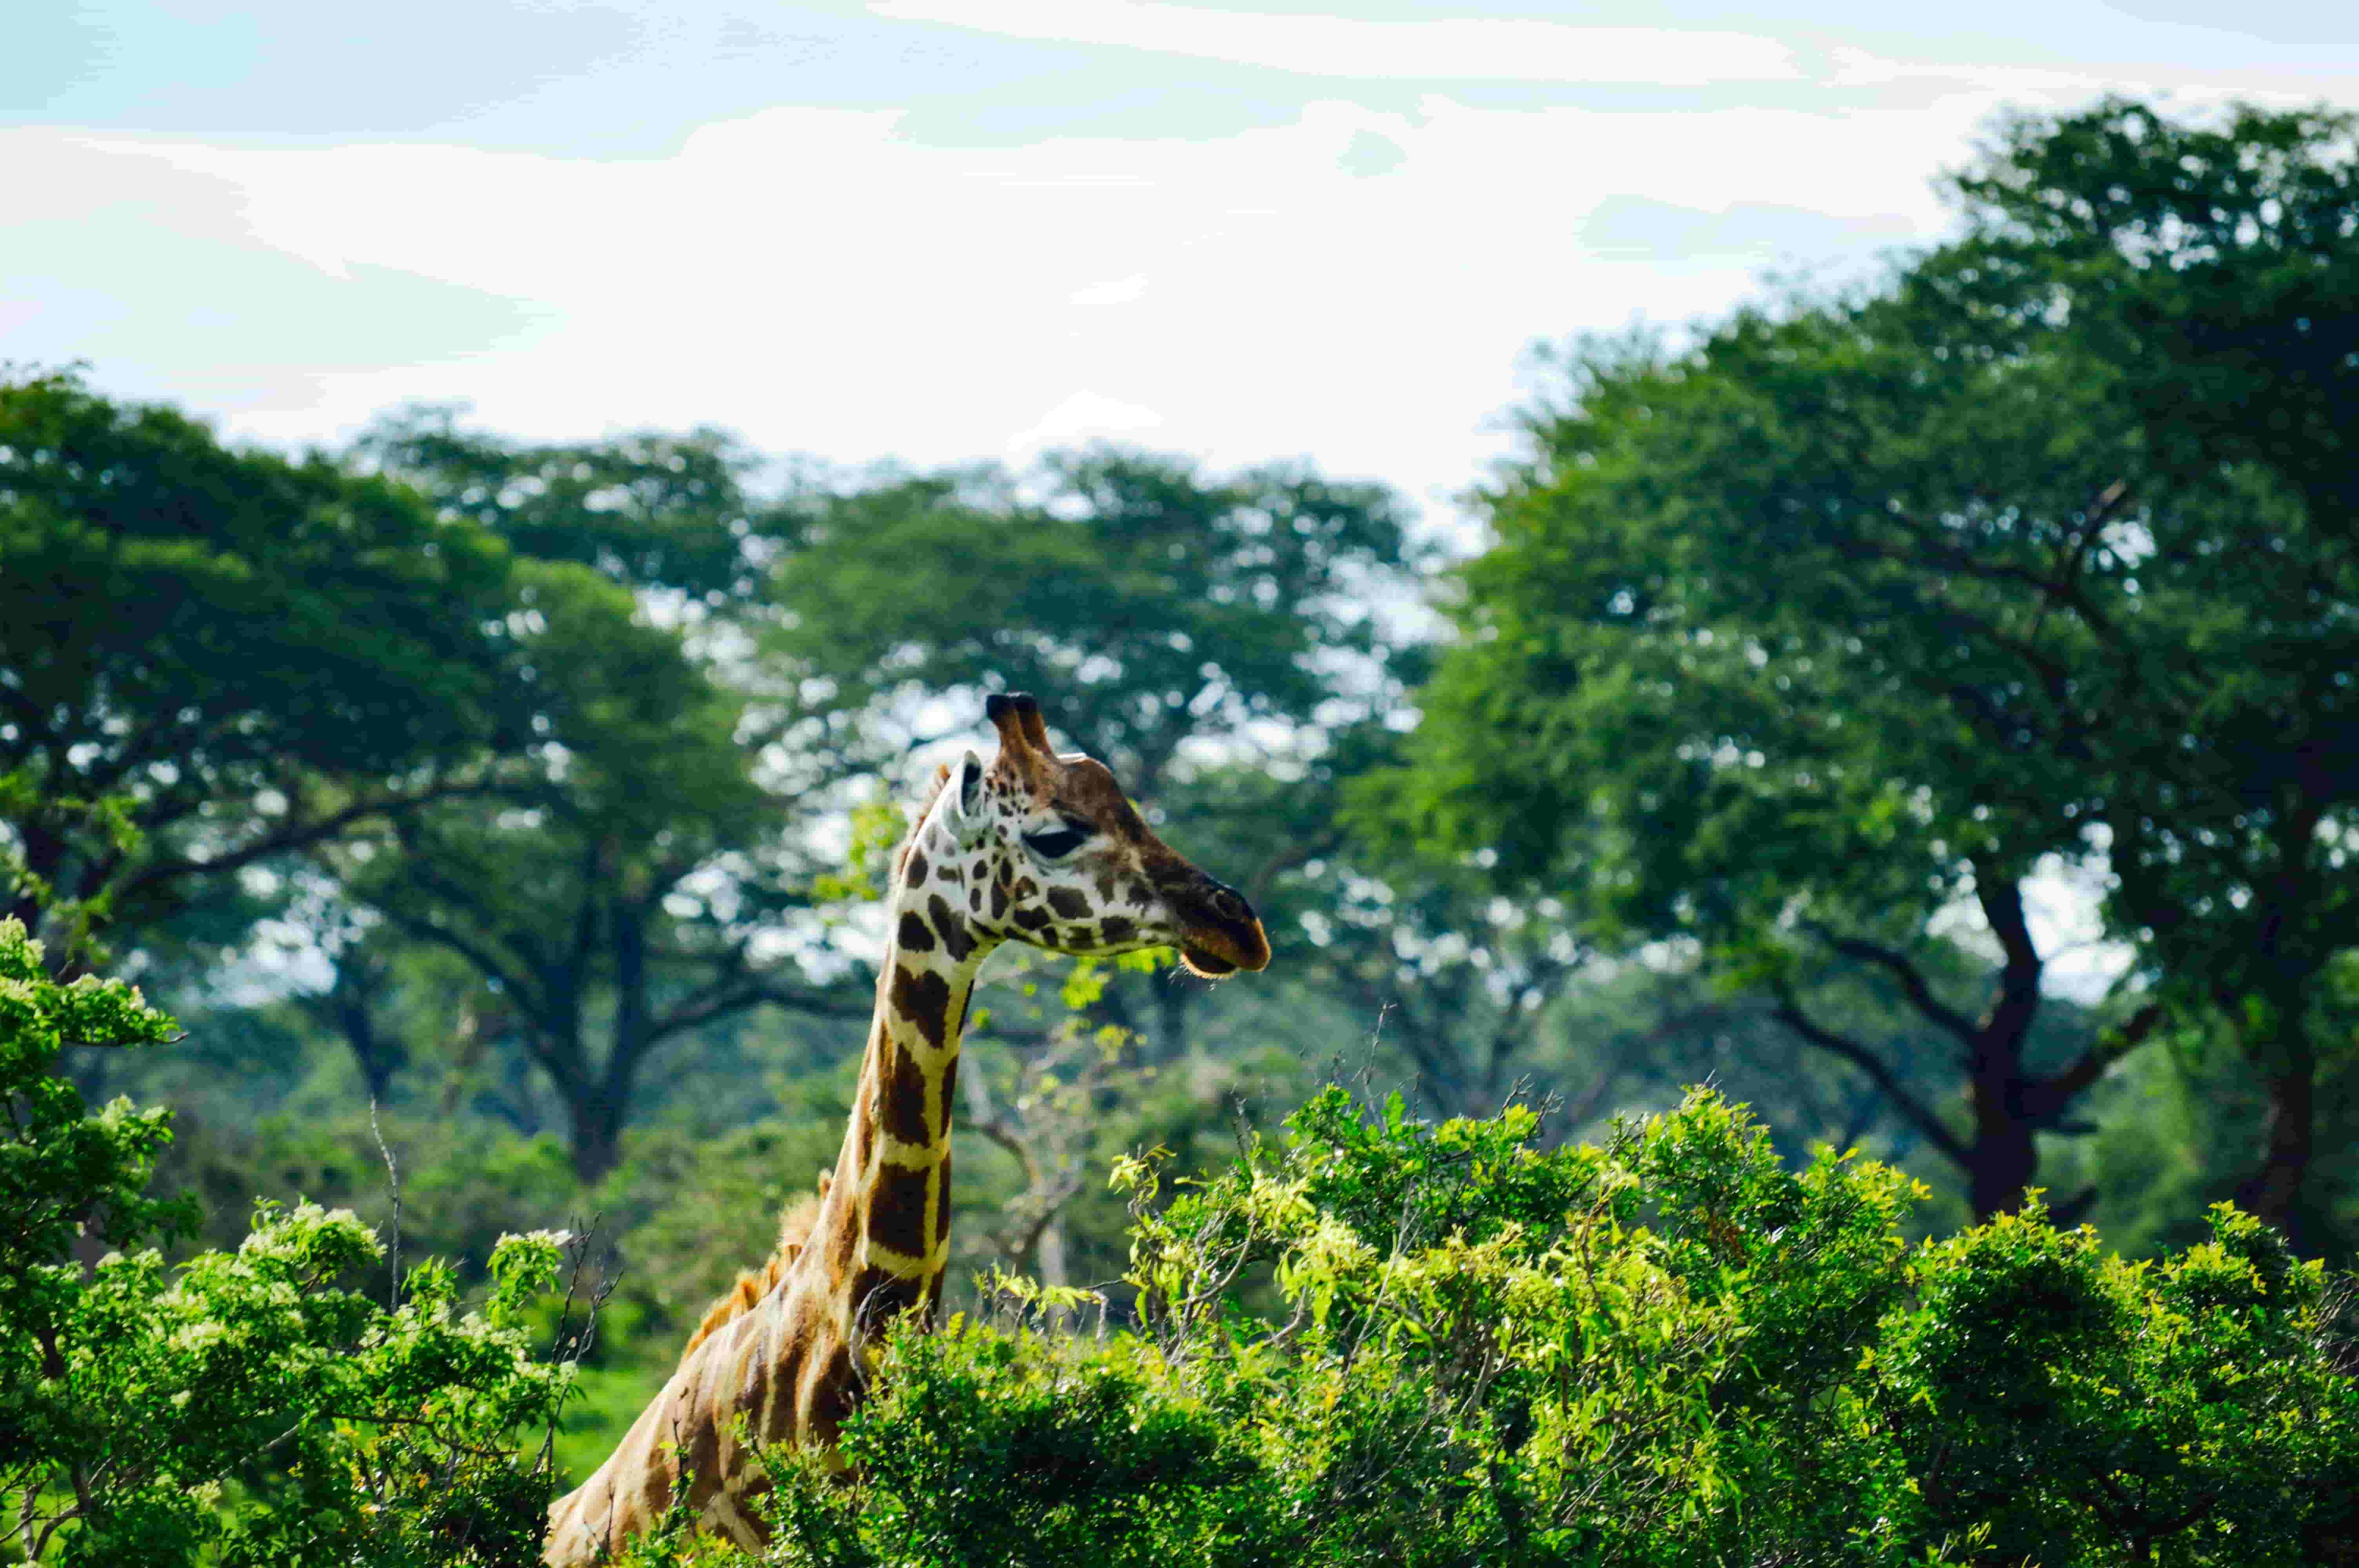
[745,1084,2359,1567]
[0,918,571,1564]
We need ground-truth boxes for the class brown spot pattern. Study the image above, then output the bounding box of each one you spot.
[738,1344,771,1436]
[928,894,975,960]
[881,1043,931,1145]
[905,849,929,886]
[803,1346,857,1444]
[896,911,935,952]
[755,1340,805,1443]
[685,1411,723,1511]
[849,1265,920,1330]
[1009,905,1050,932]
[989,879,1010,920]
[891,966,952,1048]
[1098,915,1134,945]
[1046,886,1090,920]
[867,1162,932,1259]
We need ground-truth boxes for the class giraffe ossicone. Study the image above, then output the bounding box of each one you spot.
[544,690,1269,1564]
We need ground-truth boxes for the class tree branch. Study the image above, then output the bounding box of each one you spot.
[1770,985,1972,1170]
[1804,924,1984,1051]
[2027,1001,2163,1127]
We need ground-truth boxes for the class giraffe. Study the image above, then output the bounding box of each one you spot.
[543,690,1270,1563]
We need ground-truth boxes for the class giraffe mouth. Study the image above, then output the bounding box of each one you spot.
[1180,946,1241,978]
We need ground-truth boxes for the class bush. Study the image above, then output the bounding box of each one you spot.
[0,918,573,1564]
[746,1084,2359,1567]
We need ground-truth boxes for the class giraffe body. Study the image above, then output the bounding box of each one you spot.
[543,692,1269,1563]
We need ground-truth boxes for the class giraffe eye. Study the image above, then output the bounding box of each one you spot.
[1023,825,1089,859]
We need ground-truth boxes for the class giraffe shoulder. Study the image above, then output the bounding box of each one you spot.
[673,1188,830,1370]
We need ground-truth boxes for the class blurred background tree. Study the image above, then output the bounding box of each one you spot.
[0,371,516,962]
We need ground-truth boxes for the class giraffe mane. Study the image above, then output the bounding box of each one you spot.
[675,1178,831,1370]
[889,762,955,885]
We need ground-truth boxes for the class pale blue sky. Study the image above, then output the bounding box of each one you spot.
[7,1,2354,519]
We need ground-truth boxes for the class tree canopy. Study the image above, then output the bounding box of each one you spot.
[1389,99,2359,1235]
[0,370,517,956]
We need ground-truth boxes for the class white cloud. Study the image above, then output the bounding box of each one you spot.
[31,47,2330,525]
[1008,389,1165,455]
[1070,272,1149,307]
[867,0,1801,85]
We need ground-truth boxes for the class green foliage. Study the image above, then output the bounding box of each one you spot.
[14,922,2357,1564]
[768,447,1419,795]
[739,1084,2357,1568]
[1387,96,2359,1234]
[356,405,773,604]
[0,368,516,949]
[324,552,822,1182]
[0,916,571,1563]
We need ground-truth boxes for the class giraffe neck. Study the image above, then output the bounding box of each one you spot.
[811,812,999,1334]
[540,812,1001,1564]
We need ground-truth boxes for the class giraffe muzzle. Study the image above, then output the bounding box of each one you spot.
[1177,881,1271,977]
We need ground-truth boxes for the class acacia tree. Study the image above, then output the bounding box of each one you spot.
[317,415,858,1180]
[0,371,516,959]
[328,561,856,1180]
[353,405,769,606]
[1392,296,2149,1221]
[767,448,1418,796]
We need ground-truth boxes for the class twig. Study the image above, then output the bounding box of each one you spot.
[368,1097,402,1311]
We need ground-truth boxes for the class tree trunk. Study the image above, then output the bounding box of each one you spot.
[565,1093,626,1185]
[1035,1216,1070,1289]
[2236,1050,2315,1251]
[1965,1065,2043,1221]
[1776,877,2146,1226]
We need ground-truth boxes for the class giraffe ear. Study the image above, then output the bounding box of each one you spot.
[942,750,990,846]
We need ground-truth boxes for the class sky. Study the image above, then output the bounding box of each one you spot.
[9,0,2356,524]
[9,1,2353,998]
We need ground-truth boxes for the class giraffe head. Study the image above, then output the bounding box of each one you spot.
[921,691,1270,978]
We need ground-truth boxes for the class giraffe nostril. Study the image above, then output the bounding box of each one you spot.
[1210,887,1248,922]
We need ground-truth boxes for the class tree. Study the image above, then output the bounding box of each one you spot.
[1396,98,2359,1240]
[767,447,1419,799]
[0,370,516,960]
[354,406,771,606]
[328,562,854,1181]
[1933,97,2359,1245]
[318,414,858,1180]
[0,915,577,1564]
[1390,296,2151,1220]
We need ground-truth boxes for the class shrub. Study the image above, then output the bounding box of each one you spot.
[0,917,572,1564]
[745,1083,2359,1567]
